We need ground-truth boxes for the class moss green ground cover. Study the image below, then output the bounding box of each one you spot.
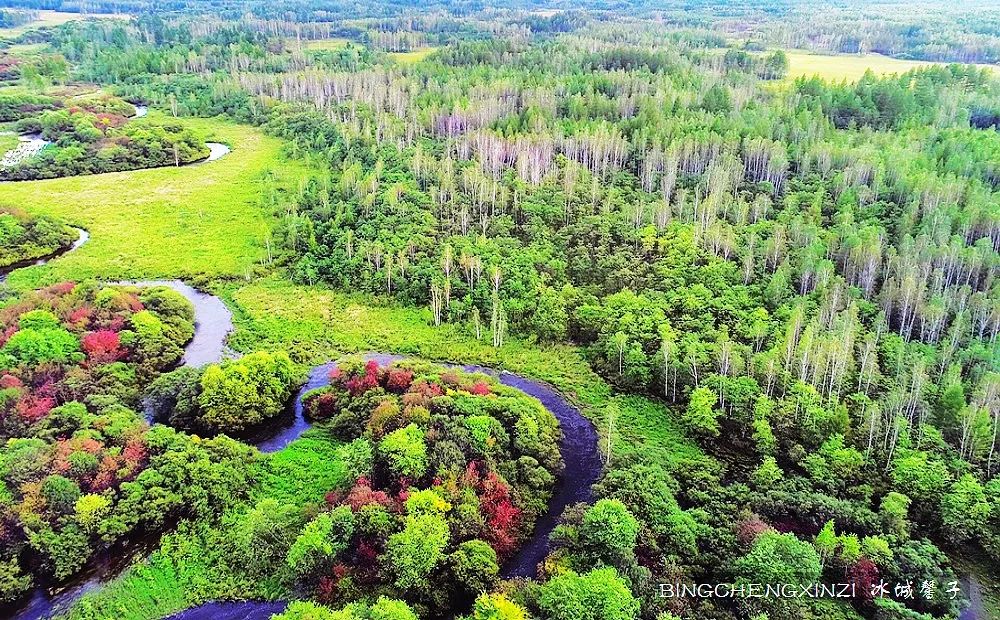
[388,48,438,64]
[0,10,128,39]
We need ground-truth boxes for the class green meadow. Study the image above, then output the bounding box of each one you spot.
[1,113,309,289]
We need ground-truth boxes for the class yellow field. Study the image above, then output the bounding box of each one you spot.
[1,113,311,288]
[0,10,129,38]
[388,47,438,64]
[301,37,351,51]
[784,49,946,82]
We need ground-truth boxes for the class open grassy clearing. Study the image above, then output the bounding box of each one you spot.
[0,132,17,155]
[0,10,129,39]
[783,49,949,82]
[226,277,702,470]
[301,37,351,50]
[388,47,438,64]
[1,112,310,289]
[2,42,49,55]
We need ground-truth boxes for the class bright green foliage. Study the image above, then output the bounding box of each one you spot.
[368,598,419,620]
[198,351,299,432]
[405,488,452,517]
[471,593,528,620]
[879,492,911,538]
[286,506,355,579]
[752,456,784,487]
[891,451,952,504]
[449,539,499,594]
[537,567,641,620]
[386,513,450,591]
[271,601,353,620]
[1,319,78,365]
[941,474,992,545]
[74,494,112,534]
[735,532,822,585]
[0,556,32,603]
[682,387,719,437]
[579,499,640,567]
[339,437,374,481]
[815,520,838,566]
[378,424,428,480]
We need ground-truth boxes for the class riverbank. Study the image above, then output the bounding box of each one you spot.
[0,118,311,290]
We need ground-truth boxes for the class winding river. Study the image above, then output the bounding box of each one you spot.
[0,234,986,620]
[5,271,600,620]
[0,228,89,284]
[166,351,600,620]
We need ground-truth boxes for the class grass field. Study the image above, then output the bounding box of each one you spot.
[1,112,310,289]
[0,132,17,155]
[2,42,49,55]
[60,276,702,620]
[388,47,438,64]
[226,277,702,470]
[783,49,947,82]
[0,10,129,38]
[301,37,351,51]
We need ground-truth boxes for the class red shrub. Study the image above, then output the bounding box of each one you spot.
[344,477,392,511]
[357,540,379,564]
[467,380,492,396]
[125,294,144,313]
[122,438,147,466]
[735,515,773,546]
[46,282,76,296]
[67,306,93,326]
[345,361,380,396]
[91,455,120,492]
[477,470,522,556]
[848,558,879,601]
[306,391,339,420]
[384,368,414,393]
[16,394,55,423]
[82,330,123,364]
[0,374,22,389]
[408,379,443,399]
[0,325,17,348]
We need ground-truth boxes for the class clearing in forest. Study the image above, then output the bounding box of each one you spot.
[0,10,129,38]
[1,113,309,288]
[784,49,948,82]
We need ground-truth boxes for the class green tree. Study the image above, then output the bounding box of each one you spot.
[683,387,720,437]
[471,593,528,620]
[537,567,640,620]
[0,557,32,603]
[379,424,428,480]
[386,513,450,590]
[286,506,355,579]
[198,351,299,432]
[579,499,640,568]
[941,474,991,544]
[449,539,499,595]
[735,532,822,585]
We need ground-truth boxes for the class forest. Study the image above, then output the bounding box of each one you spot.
[0,1,999,620]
